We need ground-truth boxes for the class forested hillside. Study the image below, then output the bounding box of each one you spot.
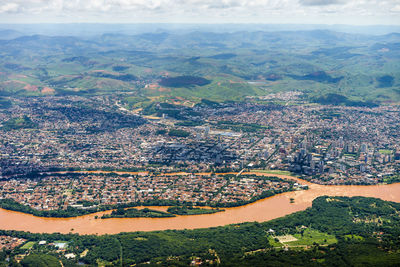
[2,196,400,266]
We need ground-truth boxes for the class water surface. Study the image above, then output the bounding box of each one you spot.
[1,172,399,235]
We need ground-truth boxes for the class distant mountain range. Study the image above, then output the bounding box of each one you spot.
[1,23,400,37]
[0,28,399,104]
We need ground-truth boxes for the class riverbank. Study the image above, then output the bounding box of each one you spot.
[1,171,400,234]
[3,196,400,266]
[0,172,302,218]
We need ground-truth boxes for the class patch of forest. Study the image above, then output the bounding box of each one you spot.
[377,75,395,88]
[159,76,211,87]
[314,93,379,107]
[290,71,343,84]
[1,115,37,130]
[91,72,137,82]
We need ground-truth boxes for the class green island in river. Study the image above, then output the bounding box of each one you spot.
[167,206,223,215]
[100,206,223,219]
[100,207,175,219]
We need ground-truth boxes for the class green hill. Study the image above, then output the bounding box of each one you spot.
[0,30,399,103]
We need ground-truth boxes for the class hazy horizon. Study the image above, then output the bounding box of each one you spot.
[0,0,399,26]
[1,23,400,37]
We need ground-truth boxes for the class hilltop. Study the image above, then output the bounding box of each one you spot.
[0,29,399,105]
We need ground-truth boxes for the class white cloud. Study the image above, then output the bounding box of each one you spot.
[0,3,20,13]
[0,0,399,24]
[391,4,400,12]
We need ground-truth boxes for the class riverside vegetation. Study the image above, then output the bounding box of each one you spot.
[100,206,222,219]
[0,173,298,218]
[1,196,400,266]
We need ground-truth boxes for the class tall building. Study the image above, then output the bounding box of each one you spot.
[361,143,368,153]
[264,150,269,159]
[203,126,210,138]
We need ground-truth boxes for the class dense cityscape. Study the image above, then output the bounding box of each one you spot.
[0,173,300,212]
[1,94,399,188]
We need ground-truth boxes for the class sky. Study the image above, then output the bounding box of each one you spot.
[0,0,400,25]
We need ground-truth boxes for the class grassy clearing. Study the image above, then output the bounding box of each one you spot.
[345,234,364,241]
[276,235,298,243]
[96,259,113,266]
[288,229,337,246]
[379,149,392,155]
[253,169,296,176]
[267,236,283,247]
[269,229,337,248]
[21,241,36,250]
[344,153,357,158]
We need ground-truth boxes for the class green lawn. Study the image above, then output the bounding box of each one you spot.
[267,236,283,247]
[379,149,392,155]
[21,241,36,250]
[268,228,337,248]
[287,229,337,246]
[253,170,296,176]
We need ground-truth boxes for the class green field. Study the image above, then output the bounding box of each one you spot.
[271,228,337,248]
[379,149,393,155]
[343,153,357,158]
[288,228,337,246]
[267,236,283,247]
[20,241,36,250]
[253,169,296,176]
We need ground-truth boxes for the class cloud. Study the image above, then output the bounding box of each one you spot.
[0,0,284,13]
[0,3,20,13]
[0,0,399,25]
[391,5,400,12]
[299,0,342,6]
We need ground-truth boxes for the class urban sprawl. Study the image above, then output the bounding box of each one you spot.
[0,94,399,212]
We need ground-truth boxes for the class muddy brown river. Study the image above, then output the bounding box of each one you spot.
[1,172,400,235]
